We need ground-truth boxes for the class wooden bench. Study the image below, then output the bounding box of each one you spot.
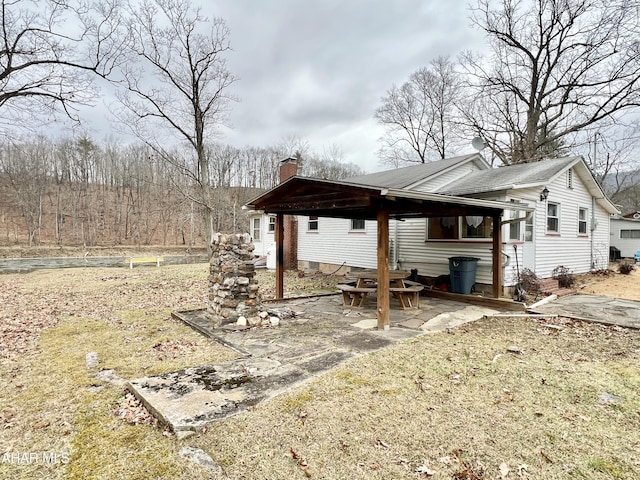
[126,256,164,269]
[390,284,424,309]
[337,284,377,308]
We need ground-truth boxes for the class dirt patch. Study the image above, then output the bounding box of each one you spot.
[577,263,640,300]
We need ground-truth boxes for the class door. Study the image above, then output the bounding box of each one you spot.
[523,210,536,271]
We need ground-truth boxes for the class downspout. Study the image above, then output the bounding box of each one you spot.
[590,195,596,270]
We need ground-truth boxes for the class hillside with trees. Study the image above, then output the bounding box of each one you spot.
[0,137,363,249]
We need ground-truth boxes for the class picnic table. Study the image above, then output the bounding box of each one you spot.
[338,269,424,309]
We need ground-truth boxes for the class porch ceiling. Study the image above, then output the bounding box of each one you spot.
[245,176,531,219]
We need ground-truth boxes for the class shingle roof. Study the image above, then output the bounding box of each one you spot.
[439,156,581,195]
[345,153,483,189]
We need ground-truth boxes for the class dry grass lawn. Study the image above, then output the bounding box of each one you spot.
[0,263,639,479]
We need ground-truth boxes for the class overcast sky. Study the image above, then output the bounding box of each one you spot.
[84,1,488,174]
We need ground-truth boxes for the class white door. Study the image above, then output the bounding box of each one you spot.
[522,210,536,271]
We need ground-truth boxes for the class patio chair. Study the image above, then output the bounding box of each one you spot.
[635,250,640,264]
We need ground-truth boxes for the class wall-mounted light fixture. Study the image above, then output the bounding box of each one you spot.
[540,187,549,201]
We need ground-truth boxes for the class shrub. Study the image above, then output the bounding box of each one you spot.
[619,262,635,275]
[551,265,576,288]
[518,268,541,294]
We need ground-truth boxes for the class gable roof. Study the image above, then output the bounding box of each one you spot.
[345,153,487,189]
[437,155,618,214]
[439,156,581,195]
[344,155,617,215]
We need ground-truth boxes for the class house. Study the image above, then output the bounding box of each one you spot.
[288,154,618,293]
[610,214,640,258]
[247,159,522,327]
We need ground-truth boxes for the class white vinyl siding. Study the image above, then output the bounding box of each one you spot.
[610,218,640,258]
[297,161,612,286]
[530,172,610,276]
[394,218,496,284]
[297,216,379,269]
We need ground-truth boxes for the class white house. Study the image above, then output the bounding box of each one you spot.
[249,213,275,258]
[610,215,640,258]
[292,154,618,291]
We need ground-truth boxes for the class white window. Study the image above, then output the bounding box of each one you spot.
[308,216,318,231]
[620,229,640,239]
[547,203,560,233]
[426,216,492,240]
[509,210,522,241]
[461,216,493,239]
[351,219,365,231]
[252,217,261,241]
[578,208,588,235]
[268,216,275,232]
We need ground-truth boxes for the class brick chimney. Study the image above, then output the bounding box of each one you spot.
[279,156,298,183]
[279,157,298,270]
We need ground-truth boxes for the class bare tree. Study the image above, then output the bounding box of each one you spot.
[113,0,238,248]
[463,0,640,165]
[0,137,51,245]
[300,144,364,180]
[375,56,464,165]
[0,0,123,131]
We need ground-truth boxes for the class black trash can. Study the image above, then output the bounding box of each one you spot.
[609,246,621,261]
[448,257,480,294]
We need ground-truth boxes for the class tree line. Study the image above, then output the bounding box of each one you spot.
[0,136,363,247]
[1,0,639,249]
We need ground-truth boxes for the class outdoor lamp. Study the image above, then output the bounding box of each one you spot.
[540,187,549,201]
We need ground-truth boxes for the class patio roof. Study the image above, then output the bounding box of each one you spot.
[246,176,531,220]
[245,175,531,331]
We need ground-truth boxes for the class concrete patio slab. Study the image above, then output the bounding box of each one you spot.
[531,294,640,329]
[129,293,525,435]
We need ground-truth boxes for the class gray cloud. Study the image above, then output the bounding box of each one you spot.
[71,1,485,173]
[212,1,485,172]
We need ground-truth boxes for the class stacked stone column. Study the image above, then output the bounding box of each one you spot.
[207,233,261,327]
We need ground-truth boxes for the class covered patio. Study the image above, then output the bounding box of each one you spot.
[246,176,529,330]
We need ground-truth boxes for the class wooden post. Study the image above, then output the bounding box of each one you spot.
[492,211,503,298]
[276,213,284,299]
[376,209,390,330]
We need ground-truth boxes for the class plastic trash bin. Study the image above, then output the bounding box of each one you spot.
[609,246,621,262]
[448,257,479,294]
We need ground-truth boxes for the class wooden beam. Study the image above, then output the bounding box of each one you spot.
[492,212,503,298]
[262,196,372,212]
[275,213,284,299]
[376,209,390,330]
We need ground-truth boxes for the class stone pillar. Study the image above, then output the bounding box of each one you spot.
[207,233,261,327]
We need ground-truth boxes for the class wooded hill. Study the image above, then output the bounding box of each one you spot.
[0,137,363,248]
